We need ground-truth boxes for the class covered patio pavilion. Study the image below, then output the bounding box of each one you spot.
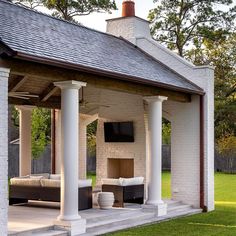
[0,1,214,235]
[2,52,203,235]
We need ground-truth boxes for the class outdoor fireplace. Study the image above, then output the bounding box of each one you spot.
[107,158,134,178]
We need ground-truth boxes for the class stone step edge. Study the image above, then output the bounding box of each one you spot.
[167,204,192,212]
[86,209,144,224]
[86,212,155,231]
[31,230,68,236]
[163,200,182,206]
[87,203,189,224]
[85,208,202,236]
[8,226,54,236]
[87,205,192,227]
[8,225,68,236]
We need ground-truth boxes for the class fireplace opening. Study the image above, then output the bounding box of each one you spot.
[107,158,134,178]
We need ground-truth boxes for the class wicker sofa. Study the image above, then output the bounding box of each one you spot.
[9,174,92,210]
[101,177,144,207]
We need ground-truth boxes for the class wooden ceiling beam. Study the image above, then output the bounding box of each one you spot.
[8,75,28,92]
[8,96,61,109]
[40,83,59,102]
[1,58,191,103]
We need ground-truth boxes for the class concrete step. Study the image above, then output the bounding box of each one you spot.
[86,212,154,235]
[92,208,202,236]
[86,209,144,225]
[83,207,202,236]
[33,229,68,236]
[8,226,68,236]
[87,210,154,228]
[165,207,202,219]
[164,200,182,207]
[168,204,192,213]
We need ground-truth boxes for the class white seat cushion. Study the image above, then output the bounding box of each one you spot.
[30,175,44,179]
[41,179,60,188]
[119,177,144,186]
[50,174,61,180]
[30,173,50,179]
[78,179,92,187]
[41,179,92,188]
[17,175,30,179]
[101,178,122,186]
[10,178,41,187]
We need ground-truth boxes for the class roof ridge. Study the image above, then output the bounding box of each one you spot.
[0,0,123,41]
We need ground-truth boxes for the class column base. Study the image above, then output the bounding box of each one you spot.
[54,218,86,235]
[142,202,167,217]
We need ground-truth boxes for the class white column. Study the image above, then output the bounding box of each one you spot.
[55,109,62,174]
[0,67,10,236]
[16,106,33,176]
[79,114,98,179]
[54,80,86,236]
[143,96,168,217]
[79,119,87,179]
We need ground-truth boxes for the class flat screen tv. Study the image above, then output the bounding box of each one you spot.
[104,122,134,142]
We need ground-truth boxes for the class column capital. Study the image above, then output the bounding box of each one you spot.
[0,67,10,76]
[54,80,87,90]
[16,105,35,111]
[144,96,168,103]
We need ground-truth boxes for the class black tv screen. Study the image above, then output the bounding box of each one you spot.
[104,122,134,142]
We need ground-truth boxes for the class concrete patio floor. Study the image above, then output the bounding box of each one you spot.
[8,200,202,236]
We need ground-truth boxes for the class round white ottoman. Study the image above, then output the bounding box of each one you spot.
[97,192,114,209]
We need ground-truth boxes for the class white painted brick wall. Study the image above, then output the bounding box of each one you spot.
[163,98,200,207]
[106,17,151,44]
[106,16,214,210]
[137,39,215,210]
[96,90,147,186]
[79,120,87,179]
[0,67,10,236]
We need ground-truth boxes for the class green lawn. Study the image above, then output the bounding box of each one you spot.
[162,171,171,198]
[87,172,96,187]
[215,172,236,202]
[106,172,236,236]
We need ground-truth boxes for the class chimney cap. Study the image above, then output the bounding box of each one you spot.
[122,0,135,17]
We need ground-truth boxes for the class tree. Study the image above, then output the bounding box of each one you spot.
[162,119,171,145]
[149,0,236,57]
[43,0,117,21]
[13,0,117,21]
[149,1,236,142]
[187,34,236,139]
[12,107,51,159]
[217,134,236,173]
[31,108,51,159]
[87,120,97,157]
[14,0,42,9]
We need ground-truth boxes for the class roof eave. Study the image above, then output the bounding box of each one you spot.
[8,51,204,96]
[0,40,17,57]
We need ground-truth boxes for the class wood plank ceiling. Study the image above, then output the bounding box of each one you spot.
[2,58,192,112]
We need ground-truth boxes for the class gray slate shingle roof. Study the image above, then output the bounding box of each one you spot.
[0,0,203,94]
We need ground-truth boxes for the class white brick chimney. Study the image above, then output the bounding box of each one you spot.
[106,0,151,44]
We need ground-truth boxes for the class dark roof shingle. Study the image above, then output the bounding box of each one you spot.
[0,0,203,94]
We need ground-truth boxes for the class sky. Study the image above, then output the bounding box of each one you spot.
[76,0,155,32]
[39,0,236,33]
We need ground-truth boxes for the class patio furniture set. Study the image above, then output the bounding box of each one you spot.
[9,174,144,210]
